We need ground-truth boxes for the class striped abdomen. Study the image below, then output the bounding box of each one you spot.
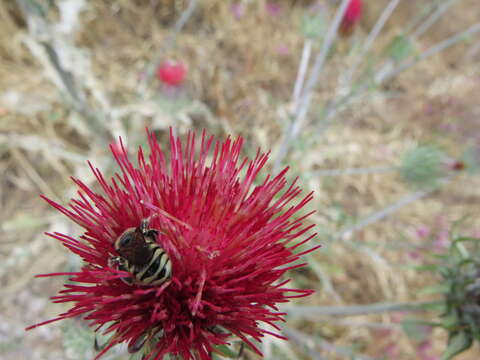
[124,243,172,285]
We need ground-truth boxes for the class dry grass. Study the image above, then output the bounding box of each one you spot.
[1,0,480,359]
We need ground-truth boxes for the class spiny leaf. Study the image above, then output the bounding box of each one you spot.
[386,35,414,62]
[441,331,473,360]
[301,13,327,39]
[401,319,432,343]
[417,283,450,296]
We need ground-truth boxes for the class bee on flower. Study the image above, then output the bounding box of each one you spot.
[27,130,318,360]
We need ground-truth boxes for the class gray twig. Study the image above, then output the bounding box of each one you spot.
[283,327,376,360]
[292,39,313,111]
[313,166,395,177]
[281,327,326,360]
[284,300,435,317]
[16,0,111,142]
[344,0,401,85]
[317,21,480,138]
[411,0,460,40]
[335,183,444,241]
[274,0,352,172]
[384,22,480,81]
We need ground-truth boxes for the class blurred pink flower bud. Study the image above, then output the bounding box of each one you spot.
[266,2,282,16]
[415,225,431,238]
[157,61,187,87]
[340,0,362,36]
[230,2,245,20]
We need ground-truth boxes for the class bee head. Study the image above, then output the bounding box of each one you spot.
[115,226,153,266]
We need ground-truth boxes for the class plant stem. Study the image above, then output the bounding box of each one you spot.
[274,0,352,173]
[284,300,437,317]
[16,0,111,143]
[283,327,375,360]
[292,39,313,112]
[383,22,480,82]
[313,166,395,177]
[411,0,460,40]
[344,0,401,85]
[316,21,480,137]
[335,184,443,241]
[281,327,327,360]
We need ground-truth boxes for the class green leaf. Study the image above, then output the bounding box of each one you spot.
[412,264,440,272]
[452,236,478,244]
[301,14,327,39]
[441,331,473,360]
[417,283,450,296]
[213,344,240,358]
[417,301,446,313]
[441,313,460,330]
[386,35,414,62]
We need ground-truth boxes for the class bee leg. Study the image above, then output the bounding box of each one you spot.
[237,342,244,358]
[94,336,106,351]
[120,276,134,285]
[128,333,147,353]
[110,256,134,285]
[108,256,122,268]
[140,218,150,233]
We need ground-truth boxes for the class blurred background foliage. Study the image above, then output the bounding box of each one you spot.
[1,0,480,359]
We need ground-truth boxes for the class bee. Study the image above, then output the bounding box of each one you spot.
[109,218,172,286]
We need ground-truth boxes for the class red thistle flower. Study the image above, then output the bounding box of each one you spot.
[157,60,187,87]
[340,0,362,37]
[27,130,318,359]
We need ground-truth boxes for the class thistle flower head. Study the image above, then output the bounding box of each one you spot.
[340,0,362,36]
[399,144,446,188]
[157,61,187,87]
[27,130,317,359]
[418,235,480,359]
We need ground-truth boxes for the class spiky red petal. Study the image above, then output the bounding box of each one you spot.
[28,130,318,359]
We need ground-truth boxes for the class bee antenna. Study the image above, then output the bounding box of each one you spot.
[140,201,192,230]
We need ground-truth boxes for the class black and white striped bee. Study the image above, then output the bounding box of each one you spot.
[109,218,172,286]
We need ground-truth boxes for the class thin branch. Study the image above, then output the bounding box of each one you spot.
[292,39,313,111]
[284,300,436,317]
[465,39,480,60]
[16,0,111,142]
[316,22,480,138]
[283,327,376,360]
[307,255,344,302]
[335,183,443,241]
[344,0,401,85]
[274,0,352,172]
[313,166,395,177]
[383,22,480,82]
[281,327,327,360]
[411,0,460,40]
[403,0,443,35]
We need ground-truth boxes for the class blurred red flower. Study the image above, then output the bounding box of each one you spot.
[27,130,318,359]
[157,61,186,87]
[340,0,362,36]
